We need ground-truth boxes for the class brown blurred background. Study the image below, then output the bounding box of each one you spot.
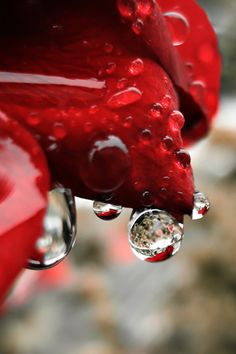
[1,0,236,353]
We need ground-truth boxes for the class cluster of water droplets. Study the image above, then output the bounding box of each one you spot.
[27,188,77,270]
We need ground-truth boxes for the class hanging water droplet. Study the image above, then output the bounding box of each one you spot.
[192,191,210,220]
[93,201,122,220]
[27,188,76,270]
[175,150,191,169]
[163,12,189,46]
[128,209,184,262]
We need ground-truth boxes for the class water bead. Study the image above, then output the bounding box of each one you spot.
[190,80,206,105]
[27,112,40,126]
[141,190,154,207]
[162,136,174,151]
[175,150,191,169]
[106,62,117,75]
[128,209,184,262]
[104,42,114,54]
[107,87,142,109]
[128,58,144,76]
[80,134,130,193]
[163,12,190,47]
[149,103,163,120]
[139,129,152,145]
[161,94,172,110]
[169,110,185,130]
[192,191,210,220]
[27,188,76,270]
[53,122,67,139]
[131,19,144,35]
[93,201,122,220]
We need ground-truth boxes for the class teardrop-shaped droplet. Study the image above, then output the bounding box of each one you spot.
[164,12,189,46]
[128,209,184,262]
[192,191,210,220]
[93,201,122,220]
[27,188,77,270]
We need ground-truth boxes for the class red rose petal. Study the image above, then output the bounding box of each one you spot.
[0,113,49,303]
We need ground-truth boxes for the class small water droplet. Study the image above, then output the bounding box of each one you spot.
[162,94,172,110]
[93,201,122,220]
[106,62,117,74]
[164,12,189,46]
[117,0,137,18]
[149,103,163,120]
[175,150,191,169]
[192,191,210,220]
[53,123,67,139]
[128,58,144,76]
[107,87,142,108]
[123,115,133,128]
[162,136,174,151]
[131,19,144,35]
[139,129,152,145]
[141,190,154,206]
[128,209,184,262]
[169,110,185,130]
[27,112,40,126]
[89,105,99,114]
[80,135,130,193]
[27,188,76,270]
[104,42,114,54]
[190,80,206,105]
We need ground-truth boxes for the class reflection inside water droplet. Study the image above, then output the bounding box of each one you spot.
[93,201,122,220]
[192,191,210,220]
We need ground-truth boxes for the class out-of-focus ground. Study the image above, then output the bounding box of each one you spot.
[1,1,236,354]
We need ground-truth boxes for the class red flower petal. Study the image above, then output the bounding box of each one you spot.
[0,113,49,303]
[0,1,194,215]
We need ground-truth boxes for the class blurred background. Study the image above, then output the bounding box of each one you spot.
[1,0,236,353]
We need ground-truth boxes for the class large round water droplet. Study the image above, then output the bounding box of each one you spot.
[80,135,130,193]
[192,191,210,220]
[93,201,122,220]
[164,12,189,46]
[27,188,77,270]
[128,209,184,262]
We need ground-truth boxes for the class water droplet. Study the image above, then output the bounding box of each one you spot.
[123,115,133,128]
[106,62,117,75]
[169,110,185,130]
[198,42,215,63]
[141,190,154,207]
[128,209,184,262]
[80,135,130,193]
[27,112,40,126]
[137,0,155,16]
[175,150,191,169]
[104,42,114,54]
[139,129,152,145]
[53,123,67,139]
[93,201,122,220]
[149,103,163,120]
[192,191,210,220]
[128,58,144,76]
[164,12,189,46]
[162,136,174,151]
[161,94,172,110]
[131,19,144,35]
[117,0,137,19]
[89,105,99,115]
[190,80,206,105]
[107,87,142,108]
[27,188,76,270]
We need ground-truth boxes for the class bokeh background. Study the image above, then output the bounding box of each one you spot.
[1,1,236,353]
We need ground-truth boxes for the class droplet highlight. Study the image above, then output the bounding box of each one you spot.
[107,87,142,108]
[164,12,189,46]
